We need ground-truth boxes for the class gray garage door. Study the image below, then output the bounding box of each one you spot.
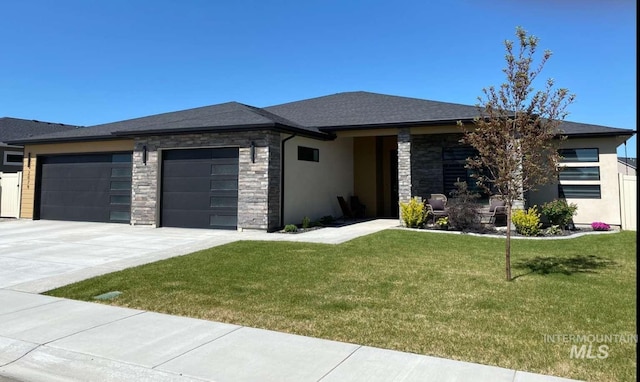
[38,153,132,223]
[161,148,239,229]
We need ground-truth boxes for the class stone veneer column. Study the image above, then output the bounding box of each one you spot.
[397,128,412,204]
[131,141,158,226]
[237,131,281,231]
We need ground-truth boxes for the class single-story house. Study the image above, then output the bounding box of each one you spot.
[8,91,635,231]
[0,118,77,173]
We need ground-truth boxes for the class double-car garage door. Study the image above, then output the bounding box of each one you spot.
[38,153,133,223]
[37,148,239,229]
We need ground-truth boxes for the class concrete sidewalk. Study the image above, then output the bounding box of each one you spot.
[0,219,582,381]
[0,290,579,382]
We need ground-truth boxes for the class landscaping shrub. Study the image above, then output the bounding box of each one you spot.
[446,181,483,232]
[435,217,449,229]
[302,216,311,229]
[512,207,542,236]
[591,221,611,231]
[399,197,426,228]
[540,199,578,228]
[284,224,298,233]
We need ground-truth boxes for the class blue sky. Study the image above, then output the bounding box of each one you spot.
[1,0,636,157]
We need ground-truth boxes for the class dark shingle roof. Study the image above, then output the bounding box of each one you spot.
[265,91,482,129]
[9,102,326,144]
[557,120,635,137]
[0,117,78,145]
[6,91,635,144]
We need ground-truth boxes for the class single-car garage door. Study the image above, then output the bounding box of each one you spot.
[37,152,132,223]
[161,148,238,229]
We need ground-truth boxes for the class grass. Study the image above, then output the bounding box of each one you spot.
[46,230,637,382]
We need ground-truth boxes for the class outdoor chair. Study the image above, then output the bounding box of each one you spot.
[337,196,356,220]
[481,195,507,225]
[425,194,448,224]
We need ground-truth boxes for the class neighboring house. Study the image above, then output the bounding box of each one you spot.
[7,92,635,230]
[618,157,637,176]
[0,117,77,173]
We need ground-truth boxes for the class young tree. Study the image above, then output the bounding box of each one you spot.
[458,27,575,281]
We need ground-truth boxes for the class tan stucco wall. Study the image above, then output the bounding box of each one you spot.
[527,137,622,226]
[353,137,377,216]
[283,136,354,224]
[19,140,134,219]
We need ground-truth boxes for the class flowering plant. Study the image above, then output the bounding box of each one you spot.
[435,217,449,228]
[591,221,610,231]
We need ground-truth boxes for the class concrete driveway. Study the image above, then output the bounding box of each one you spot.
[0,218,399,293]
[0,219,251,293]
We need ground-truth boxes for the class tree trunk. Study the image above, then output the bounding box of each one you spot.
[505,205,512,281]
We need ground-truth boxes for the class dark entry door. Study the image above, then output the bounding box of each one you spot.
[161,148,239,229]
[38,153,132,223]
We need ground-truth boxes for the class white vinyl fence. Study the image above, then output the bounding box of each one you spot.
[0,171,22,218]
[618,174,637,231]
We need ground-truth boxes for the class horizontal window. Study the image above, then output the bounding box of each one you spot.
[558,185,601,199]
[111,167,132,177]
[559,166,600,181]
[210,196,238,208]
[110,210,131,222]
[110,181,131,190]
[209,214,238,227]
[3,151,23,166]
[112,153,132,163]
[211,164,238,175]
[298,146,319,162]
[110,195,131,205]
[210,179,238,191]
[559,148,598,163]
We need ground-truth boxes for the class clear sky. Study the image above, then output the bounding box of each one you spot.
[1,0,636,157]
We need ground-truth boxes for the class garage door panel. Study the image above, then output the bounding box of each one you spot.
[41,191,110,206]
[161,148,239,229]
[38,153,132,223]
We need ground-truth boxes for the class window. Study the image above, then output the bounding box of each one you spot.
[558,185,601,199]
[558,166,600,181]
[3,151,23,166]
[559,148,598,163]
[298,146,319,162]
[442,146,485,197]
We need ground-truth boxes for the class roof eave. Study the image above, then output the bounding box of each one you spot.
[319,118,473,132]
[112,123,333,140]
[6,135,129,145]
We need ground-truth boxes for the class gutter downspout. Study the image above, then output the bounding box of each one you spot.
[280,134,297,227]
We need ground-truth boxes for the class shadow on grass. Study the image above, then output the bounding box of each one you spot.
[514,255,616,277]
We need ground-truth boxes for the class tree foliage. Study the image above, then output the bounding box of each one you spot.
[458,27,575,281]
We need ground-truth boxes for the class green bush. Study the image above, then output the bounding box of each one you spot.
[284,224,298,233]
[319,215,335,226]
[399,197,426,228]
[301,216,311,229]
[512,207,542,236]
[540,199,578,228]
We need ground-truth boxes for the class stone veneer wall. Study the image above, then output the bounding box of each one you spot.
[397,128,412,204]
[131,131,281,231]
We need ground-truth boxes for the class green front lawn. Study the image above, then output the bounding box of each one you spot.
[47,230,637,382]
